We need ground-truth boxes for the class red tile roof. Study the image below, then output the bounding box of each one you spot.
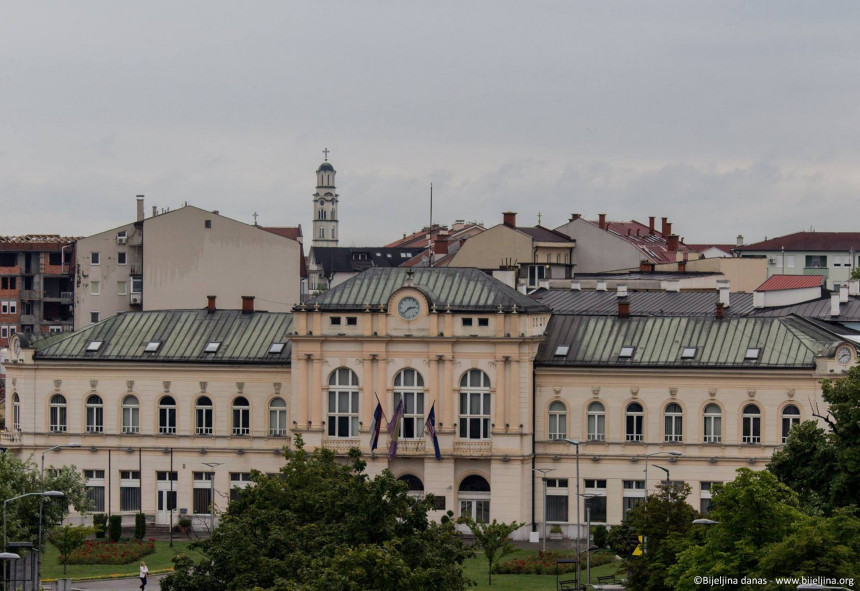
[737,232,860,252]
[582,218,697,264]
[756,274,825,292]
[262,226,303,241]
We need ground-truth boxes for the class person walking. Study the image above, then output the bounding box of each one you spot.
[139,561,149,590]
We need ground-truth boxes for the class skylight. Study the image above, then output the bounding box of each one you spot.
[681,347,697,359]
[554,345,570,357]
[268,343,286,354]
[745,347,761,360]
[85,341,103,352]
[204,342,220,353]
[619,346,635,358]
[145,341,161,353]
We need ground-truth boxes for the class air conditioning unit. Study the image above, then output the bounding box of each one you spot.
[117,236,127,244]
[129,293,142,305]
[767,257,777,264]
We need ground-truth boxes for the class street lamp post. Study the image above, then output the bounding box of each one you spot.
[652,465,670,485]
[643,451,681,500]
[532,468,556,553]
[39,443,80,586]
[202,462,223,532]
[3,491,64,591]
[564,439,581,590]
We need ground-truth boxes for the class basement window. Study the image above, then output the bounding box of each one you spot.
[554,345,570,357]
[86,341,103,352]
[681,347,697,359]
[144,341,161,353]
[619,346,635,358]
[204,342,220,353]
[745,347,761,360]
[268,343,285,354]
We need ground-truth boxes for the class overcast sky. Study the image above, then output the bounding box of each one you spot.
[2,1,859,246]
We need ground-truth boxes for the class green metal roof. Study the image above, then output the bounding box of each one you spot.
[34,310,293,364]
[304,267,549,313]
[537,313,840,368]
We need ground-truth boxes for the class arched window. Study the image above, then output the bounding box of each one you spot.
[398,474,425,499]
[459,370,491,440]
[232,396,251,436]
[122,395,140,434]
[742,404,761,444]
[703,404,722,443]
[664,403,683,443]
[196,396,213,435]
[328,368,359,438]
[394,369,425,439]
[269,397,288,436]
[50,394,67,432]
[319,227,325,238]
[625,402,644,442]
[86,394,104,433]
[159,396,177,435]
[459,475,490,523]
[548,401,566,440]
[12,393,21,431]
[587,402,605,441]
[781,405,800,443]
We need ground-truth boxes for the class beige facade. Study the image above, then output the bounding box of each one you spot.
[448,224,533,270]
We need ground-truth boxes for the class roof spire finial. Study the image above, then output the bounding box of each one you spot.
[537,211,542,225]
[322,147,330,161]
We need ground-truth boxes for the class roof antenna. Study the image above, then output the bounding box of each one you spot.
[428,182,434,268]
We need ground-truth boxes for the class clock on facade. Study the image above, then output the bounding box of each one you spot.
[398,296,420,320]
[837,345,852,365]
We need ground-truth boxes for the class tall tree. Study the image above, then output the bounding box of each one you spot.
[458,516,522,585]
[161,436,472,591]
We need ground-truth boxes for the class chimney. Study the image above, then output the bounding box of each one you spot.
[433,240,448,255]
[207,295,216,314]
[831,292,841,317]
[502,211,517,228]
[570,213,581,222]
[598,213,607,230]
[678,260,686,273]
[596,280,607,291]
[649,216,655,235]
[665,222,672,237]
[617,285,628,298]
[736,234,744,247]
[839,282,849,303]
[661,217,669,236]
[667,234,679,252]
[242,295,255,314]
[618,297,630,318]
[716,302,724,320]
[849,279,860,296]
[570,281,581,291]
[717,280,730,307]
[640,260,654,273]
[136,195,145,222]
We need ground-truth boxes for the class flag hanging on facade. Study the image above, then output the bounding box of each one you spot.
[425,402,441,460]
[387,398,404,459]
[369,401,384,451]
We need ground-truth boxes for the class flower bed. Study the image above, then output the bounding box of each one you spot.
[67,539,156,565]
[496,550,614,575]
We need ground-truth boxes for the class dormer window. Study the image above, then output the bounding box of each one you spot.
[745,347,761,360]
[619,346,635,358]
[145,341,161,353]
[86,341,103,352]
[681,347,697,359]
[268,343,285,354]
[204,342,220,353]
[554,345,570,357]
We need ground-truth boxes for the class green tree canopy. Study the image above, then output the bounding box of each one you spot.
[458,515,522,585]
[160,436,472,591]
[0,452,91,547]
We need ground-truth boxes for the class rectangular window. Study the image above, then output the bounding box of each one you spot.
[699,481,718,514]
[327,390,359,438]
[193,472,213,515]
[623,480,645,515]
[546,479,569,522]
[90,312,99,324]
[117,281,128,295]
[462,318,473,327]
[459,391,491,440]
[477,318,489,327]
[90,281,100,295]
[330,316,342,326]
[805,255,827,268]
[528,264,546,288]
[91,252,100,265]
[346,316,358,326]
[1,301,7,314]
[120,471,141,512]
[85,469,106,513]
[584,480,607,523]
[230,473,253,502]
[49,252,62,265]
[393,390,425,439]
[0,326,7,339]
[117,252,127,265]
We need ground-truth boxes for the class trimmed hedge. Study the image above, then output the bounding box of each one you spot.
[108,515,122,542]
[134,513,147,540]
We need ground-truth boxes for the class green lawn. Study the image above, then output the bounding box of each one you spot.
[41,540,204,581]
[464,549,625,591]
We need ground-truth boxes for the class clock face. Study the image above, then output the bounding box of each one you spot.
[319,199,325,206]
[398,296,420,320]
[837,345,852,365]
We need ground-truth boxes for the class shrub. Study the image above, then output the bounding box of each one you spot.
[108,514,123,542]
[592,524,609,548]
[92,513,107,539]
[134,513,147,540]
[67,539,156,565]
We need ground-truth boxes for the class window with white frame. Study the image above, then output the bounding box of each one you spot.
[548,401,567,440]
[86,394,104,433]
[50,394,67,432]
[122,395,140,433]
[587,402,606,441]
[120,470,141,512]
[664,403,683,442]
[584,479,607,522]
[703,404,722,443]
[394,369,425,439]
[0,326,7,339]
[117,281,127,295]
[90,280,100,295]
[117,251,127,265]
[328,368,359,438]
[625,402,644,442]
[232,396,251,435]
[700,481,718,514]
[459,370,491,440]
[12,393,21,431]
[527,264,546,288]
[85,469,106,512]
[623,480,645,515]
[742,404,761,444]
[90,312,99,324]
[775,254,796,268]
[196,396,214,434]
[546,478,569,522]
[230,472,253,502]
[269,397,288,436]
[91,252,100,265]
[159,396,177,434]
[0,301,7,314]
[781,404,800,443]
[459,475,491,523]
[193,472,213,514]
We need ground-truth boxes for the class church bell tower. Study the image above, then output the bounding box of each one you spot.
[312,148,339,247]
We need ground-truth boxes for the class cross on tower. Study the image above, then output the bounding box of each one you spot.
[322,147,330,161]
[537,211,542,225]
[252,212,259,226]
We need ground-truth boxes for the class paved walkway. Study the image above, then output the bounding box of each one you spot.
[69,574,166,591]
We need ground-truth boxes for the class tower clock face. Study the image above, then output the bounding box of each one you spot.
[398,296,420,320]
[319,199,325,206]
[837,345,852,365]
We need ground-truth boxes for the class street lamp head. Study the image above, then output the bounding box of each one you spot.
[564,439,580,446]
[667,451,682,457]
[692,518,719,525]
[65,443,82,449]
[0,552,21,560]
[42,491,65,498]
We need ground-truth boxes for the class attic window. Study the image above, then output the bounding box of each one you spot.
[554,346,570,357]
[745,347,761,360]
[681,347,697,359]
[330,316,342,326]
[462,318,473,327]
[204,220,212,229]
[478,318,489,327]
[145,341,161,353]
[268,343,285,354]
[204,342,220,353]
[86,341,103,352]
[346,317,358,326]
[619,346,635,358]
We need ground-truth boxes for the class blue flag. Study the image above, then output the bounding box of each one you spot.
[425,402,441,460]
[369,402,384,451]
